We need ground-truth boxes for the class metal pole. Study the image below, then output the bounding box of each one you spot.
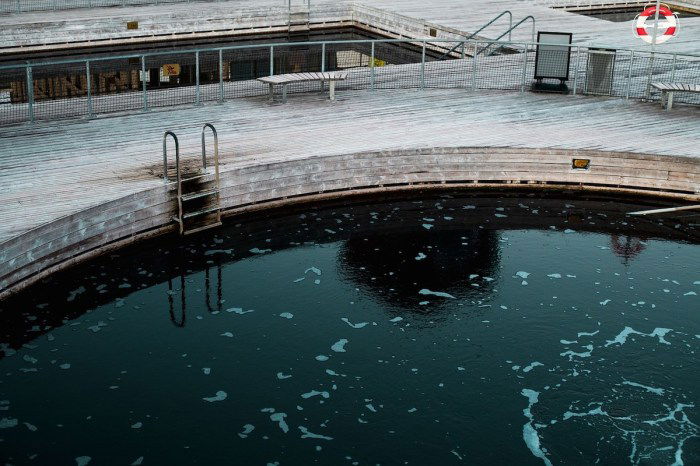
[86,61,93,118]
[370,41,375,92]
[646,0,661,98]
[219,49,224,103]
[460,42,465,59]
[626,50,634,99]
[141,56,148,110]
[15,0,20,14]
[520,44,528,93]
[195,51,200,105]
[321,42,326,72]
[572,46,581,95]
[420,41,426,89]
[26,66,34,123]
[471,41,478,91]
[270,46,274,76]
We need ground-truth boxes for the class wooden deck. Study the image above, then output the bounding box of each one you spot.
[1,0,699,54]
[0,88,698,244]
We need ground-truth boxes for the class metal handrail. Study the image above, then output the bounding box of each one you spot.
[163,130,179,184]
[478,16,535,56]
[201,123,222,225]
[438,10,513,60]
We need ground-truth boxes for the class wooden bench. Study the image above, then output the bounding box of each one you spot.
[257,71,349,103]
[651,82,700,110]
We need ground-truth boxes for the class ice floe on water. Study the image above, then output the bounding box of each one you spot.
[331,339,348,352]
[226,307,254,315]
[238,424,255,439]
[341,318,368,329]
[75,456,91,466]
[315,355,329,361]
[249,248,272,254]
[522,362,544,373]
[604,327,672,347]
[600,299,611,306]
[202,391,227,402]
[0,418,18,428]
[415,252,427,261]
[279,312,294,319]
[560,345,593,361]
[389,316,403,323]
[622,380,665,396]
[418,289,455,299]
[298,426,333,440]
[546,274,561,279]
[422,224,433,230]
[515,271,530,279]
[269,413,289,433]
[301,390,329,399]
[521,389,552,466]
[276,372,292,380]
[221,332,234,338]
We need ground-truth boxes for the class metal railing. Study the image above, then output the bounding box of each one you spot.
[438,10,513,60]
[0,37,698,126]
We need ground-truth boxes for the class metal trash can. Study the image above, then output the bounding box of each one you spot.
[585,48,616,96]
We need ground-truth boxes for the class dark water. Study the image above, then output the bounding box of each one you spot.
[1,192,698,465]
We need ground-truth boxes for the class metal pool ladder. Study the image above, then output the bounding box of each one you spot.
[163,124,222,235]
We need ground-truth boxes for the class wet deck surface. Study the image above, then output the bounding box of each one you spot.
[0,88,698,244]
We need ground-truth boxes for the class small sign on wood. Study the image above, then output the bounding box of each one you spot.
[161,64,181,77]
[126,21,139,30]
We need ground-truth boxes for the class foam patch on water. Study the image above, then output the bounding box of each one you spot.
[522,362,544,373]
[75,457,91,466]
[238,424,255,438]
[415,253,427,261]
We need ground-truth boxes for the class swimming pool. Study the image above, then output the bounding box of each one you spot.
[1,192,698,464]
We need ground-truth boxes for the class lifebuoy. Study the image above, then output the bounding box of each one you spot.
[634,4,679,44]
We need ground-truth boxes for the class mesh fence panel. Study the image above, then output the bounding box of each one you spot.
[0,40,697,126]
[145,52,197,108]
[0,67,30,125]
[31,61,88,121]
[90,57,144,115]
[222,47,270,100]
[0,0,225,13]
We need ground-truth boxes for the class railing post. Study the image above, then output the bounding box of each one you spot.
[626,50,634,99]
[15,0,20,14]
[520,44,528,93]
[572,46,581,95]
[370,41,375,92]
[195,50,200,106]
[218,49,224,103]
[141,55,148,110]
[26,66,34,123]
[321,42,326,72]
[270,46,274,76]
[471,41,478,91]
[86,61,93,118]
[420,41,426,89]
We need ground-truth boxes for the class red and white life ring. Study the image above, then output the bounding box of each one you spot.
[634,4,679,44]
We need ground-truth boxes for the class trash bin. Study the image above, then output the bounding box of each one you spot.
[585,48,616,96]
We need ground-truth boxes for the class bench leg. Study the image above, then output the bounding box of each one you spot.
[282,84,287,103]
[329,81,335,101]
[667,91,674,110]
[269,83,274,102]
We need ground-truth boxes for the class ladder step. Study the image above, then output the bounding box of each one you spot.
[184,221,223,236]
[182,206,221,220]
[180,172,210,183]
[181,189,219,202]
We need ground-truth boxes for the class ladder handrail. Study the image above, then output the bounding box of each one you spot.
[438,10,513,60]
[163,130,180,184]
[478,15,535,56]
[201,123,222,225]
